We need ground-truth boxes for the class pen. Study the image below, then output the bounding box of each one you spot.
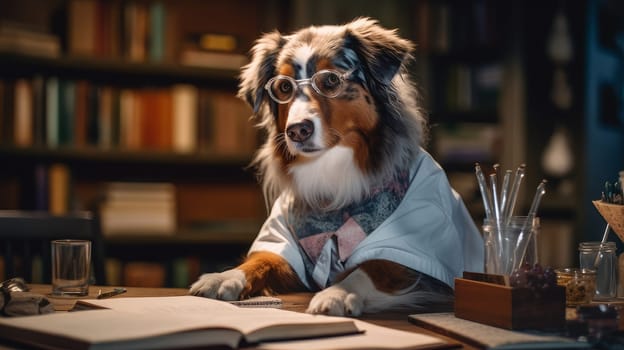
[504,164,526,227]
[489,172,504,272]
[97,287,127,299]
[513,179,547,271]
[499,169,512,219]
[474,163,493,219]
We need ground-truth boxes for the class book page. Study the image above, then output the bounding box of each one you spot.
[255,320,451,350]
[80,296,359,343]
[0,308,243,349]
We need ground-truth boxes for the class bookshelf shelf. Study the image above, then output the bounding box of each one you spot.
[427,48,505,65]
[0,146,257,183]
[429,109,499,124]
[0,145,252,167]
[0,51,240,88]
[104,228,259,246]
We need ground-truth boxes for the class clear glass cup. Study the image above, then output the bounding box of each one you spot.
[51,239,91,296]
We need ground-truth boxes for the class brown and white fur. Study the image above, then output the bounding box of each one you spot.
[190,18,453,316]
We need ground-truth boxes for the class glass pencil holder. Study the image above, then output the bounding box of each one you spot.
[483,216,540,275]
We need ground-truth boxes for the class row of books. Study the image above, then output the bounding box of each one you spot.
[440,62,503,113]
[66,0,248,69]
[13,162,179,232]
[68,0,171,62]
[413,0,504,54]
[0,1,249,70]
[432,122,500,165]
[106,257,203,288]
[106,252,246,288]
[0,77,258,155]
[22,163,74,215]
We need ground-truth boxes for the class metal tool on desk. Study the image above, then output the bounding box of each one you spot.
[97,287,127,299]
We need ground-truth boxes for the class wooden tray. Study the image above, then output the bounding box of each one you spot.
[454,277,566,330]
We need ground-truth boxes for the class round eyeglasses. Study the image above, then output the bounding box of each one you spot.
[264,69,353,104]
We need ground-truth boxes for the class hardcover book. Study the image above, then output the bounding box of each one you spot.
[0,296,451,350]
[0,296,359,350]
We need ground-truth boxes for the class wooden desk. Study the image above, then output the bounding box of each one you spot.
[25,284,474,349]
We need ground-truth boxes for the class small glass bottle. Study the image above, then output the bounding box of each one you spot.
[578,242,618,300]
[555,267,596,307]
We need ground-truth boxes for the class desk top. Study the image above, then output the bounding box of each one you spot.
[26,284,474,350]
[6,285,615,350]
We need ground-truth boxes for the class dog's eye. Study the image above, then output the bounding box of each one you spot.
[277,81,293,95]
[266,76,297,104]
[315,71,342,96]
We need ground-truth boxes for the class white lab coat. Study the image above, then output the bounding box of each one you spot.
[248,149,484,289]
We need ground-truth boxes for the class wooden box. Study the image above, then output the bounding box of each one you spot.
[454,277,566,330]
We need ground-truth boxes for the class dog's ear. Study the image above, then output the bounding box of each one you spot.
[238,31,285,117]
[343,17,414,85]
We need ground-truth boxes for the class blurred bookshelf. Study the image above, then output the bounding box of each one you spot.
[411,0,512,221]
[1,0,621,286]
[0,52,240,87]
[0,0,281,287]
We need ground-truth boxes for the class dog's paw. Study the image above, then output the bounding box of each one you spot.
[306,286,364,317]
[189,269,246,301]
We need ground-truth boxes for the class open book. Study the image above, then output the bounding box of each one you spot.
[0,296,360,350]
[0,295,453,350]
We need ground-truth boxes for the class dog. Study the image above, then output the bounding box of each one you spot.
[190,18,484,317]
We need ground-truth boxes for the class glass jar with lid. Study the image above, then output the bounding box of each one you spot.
[579,241,618,300]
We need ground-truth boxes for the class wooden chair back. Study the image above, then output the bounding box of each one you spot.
[0,210,106,285]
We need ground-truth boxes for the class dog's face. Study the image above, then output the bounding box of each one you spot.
[239,18,424,208]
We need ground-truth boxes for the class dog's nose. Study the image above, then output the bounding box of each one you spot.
[286,120,314,142]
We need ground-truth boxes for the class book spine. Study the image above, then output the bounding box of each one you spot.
[58,80,75,146]
[149,1,166,62]
[32,76,46,147]
[73,80,89,147]
[0,80,14,145]
[86,83,100,146]
[13,78,33,147]
[0,80,4,144]
[98,86,113,149]
[68,0,97,56]
[124,2,148,62]
[172,84,198,153]
[45,77,59,148]
[119,89,136,149]
[34,163,49,211]
[48,163,71,215]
